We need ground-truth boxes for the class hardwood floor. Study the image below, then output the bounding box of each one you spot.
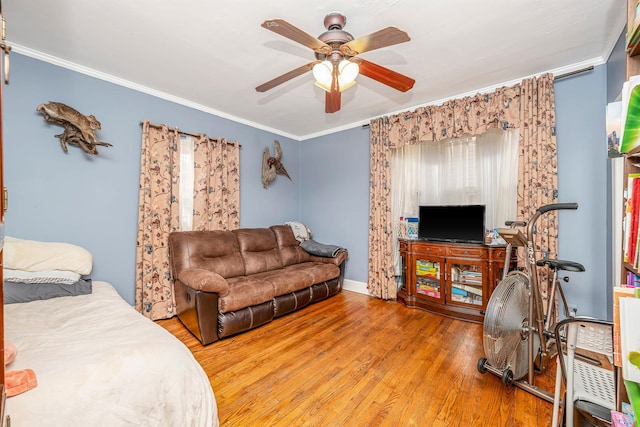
[157,290,557,426]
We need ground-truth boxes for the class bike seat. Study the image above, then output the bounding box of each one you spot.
[536,259,585,272]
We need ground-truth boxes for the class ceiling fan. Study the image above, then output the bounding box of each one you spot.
[255,12,415,114]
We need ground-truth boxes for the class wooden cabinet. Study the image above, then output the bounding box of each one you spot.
[398,240,516,323]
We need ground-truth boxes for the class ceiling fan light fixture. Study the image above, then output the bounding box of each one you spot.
[337,79,356,92]
[313,80,331,92]
[312,61,333,89]
[313,59,359,93]
[338,59,358,83]
[337,59,358,91]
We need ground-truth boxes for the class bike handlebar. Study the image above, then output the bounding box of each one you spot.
[536,203,578,214]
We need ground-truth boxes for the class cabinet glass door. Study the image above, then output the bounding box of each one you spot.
[398,249,407,292]
[415,258,443,302]
[448,261,484,307]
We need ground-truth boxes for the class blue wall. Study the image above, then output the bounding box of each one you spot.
[607,31,626,104]
[3,53,302,304]
[554,65,608,319]
[3,51,616,320]
[300,126,371,282]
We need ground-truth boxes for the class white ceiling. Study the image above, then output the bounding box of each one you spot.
[5,1,626,140]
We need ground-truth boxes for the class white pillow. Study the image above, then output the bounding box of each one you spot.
[3,236,92,275]
[3,269,81,285]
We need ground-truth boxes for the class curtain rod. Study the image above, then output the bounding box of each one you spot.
[139,121,241,147]
[361,67,595,129]
[553,66,594,80]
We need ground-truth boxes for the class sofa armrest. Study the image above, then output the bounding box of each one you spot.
[308,250,348,266]
[177,268,230,296]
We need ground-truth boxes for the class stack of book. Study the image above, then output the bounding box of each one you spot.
[416,276,440,298]
[451,284,482,305]
[623,173,640,268]
[415,260,439,279]
[458,269,482,285]
[613,285,640,425]
[416,260,440,298]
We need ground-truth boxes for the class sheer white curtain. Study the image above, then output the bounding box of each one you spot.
[391,128,520,274]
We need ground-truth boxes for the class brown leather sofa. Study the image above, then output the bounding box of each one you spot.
[168,225,348,345]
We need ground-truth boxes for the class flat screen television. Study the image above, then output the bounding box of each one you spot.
[418,204,486,244]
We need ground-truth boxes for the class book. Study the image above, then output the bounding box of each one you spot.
[624,380,640,427]
[620,76,640,153]
[614,286,638,366]
[625,175,640,266]
[620,297,640,382]
[456,284,483,296]
[611,410,634,427]
[629,179,640,266]
[607,101,623,158]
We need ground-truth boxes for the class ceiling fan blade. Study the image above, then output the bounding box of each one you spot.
[353,58,415,92]
[262,19,331,55]
[340,27,410,56]
[255,61,319,92]
[325,63,341,113]
[325,90,341,114]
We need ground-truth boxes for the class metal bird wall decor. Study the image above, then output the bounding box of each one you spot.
[262,140,291,189]
[37,101,112,155]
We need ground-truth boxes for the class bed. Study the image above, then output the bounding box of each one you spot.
[4,280,219,426]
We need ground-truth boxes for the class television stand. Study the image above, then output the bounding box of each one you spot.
[397,239,516,323]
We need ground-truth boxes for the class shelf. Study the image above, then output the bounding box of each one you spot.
[626,145,640,158]
[453,284,482,295]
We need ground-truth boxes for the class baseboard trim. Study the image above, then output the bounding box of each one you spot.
[342,279,371,296]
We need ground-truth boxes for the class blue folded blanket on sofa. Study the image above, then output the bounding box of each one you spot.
[300,239,346,258]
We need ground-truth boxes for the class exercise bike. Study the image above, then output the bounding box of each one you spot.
[477,203,583,403]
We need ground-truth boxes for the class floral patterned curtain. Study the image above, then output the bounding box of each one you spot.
[516,74,558,304]
[368,117,396,299]
[368,74,557,302]
[135,120,240,320]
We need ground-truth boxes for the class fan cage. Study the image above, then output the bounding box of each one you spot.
[483,272,530,377]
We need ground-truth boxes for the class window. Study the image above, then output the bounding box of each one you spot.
[391,128,519,274]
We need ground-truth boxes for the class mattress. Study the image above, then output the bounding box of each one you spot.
[4,280,219,426]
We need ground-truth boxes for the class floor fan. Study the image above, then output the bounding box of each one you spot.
[479,272,531,385]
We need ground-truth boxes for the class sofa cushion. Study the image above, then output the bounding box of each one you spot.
[220,277,276,313]
[284,262,340,284]
[169,230,245,279]
[270,225,312,266]
[233,228,283,275]
[250,268,314,296]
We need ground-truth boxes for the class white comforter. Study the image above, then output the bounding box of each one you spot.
[4,281,219,427]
